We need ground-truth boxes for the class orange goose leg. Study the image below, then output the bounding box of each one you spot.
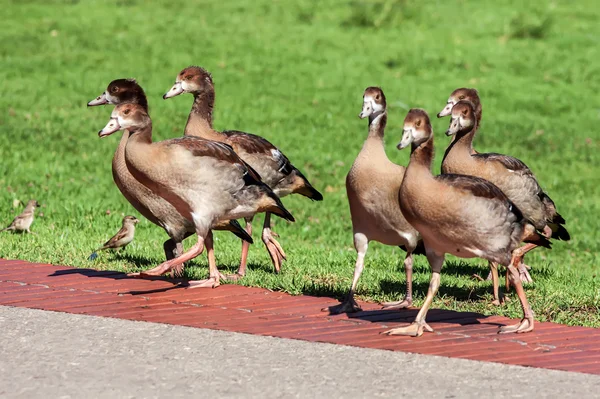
[499,255,535,333]
[505,225,553,291]
[226,216,253,281]
[383,250,443,337]
[187,231,224,288]
[129,234,206,278]
[261,212,286,273]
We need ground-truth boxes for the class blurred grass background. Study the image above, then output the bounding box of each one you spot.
[1,0,599,326]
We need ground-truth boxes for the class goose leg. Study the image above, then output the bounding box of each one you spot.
[227,217,253,281]
[509,225,553,285]
[499,256,534,334]
[511,243,536,284]
[187,231,223,288]
[130,235,205,278]
[324,233,368,314]
[262,212,287,273]
[381,253,414,309]
[163,239,185,278]
[383,250,443,337]
[489,261,503,306]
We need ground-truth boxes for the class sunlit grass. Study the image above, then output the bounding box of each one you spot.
[1,0,598,326]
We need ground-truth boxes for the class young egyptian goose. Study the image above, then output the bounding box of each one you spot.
[97,103,294,287]
[163,66,322,278]
[383,109,550,337]
[325,87,421,314]
[88,215,139,260]
[437,88,482,126]
[1,200,40,234]
[441,98,569,301]
[88,79,252,276]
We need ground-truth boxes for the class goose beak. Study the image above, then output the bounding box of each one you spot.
[397,129,412,150]
[437,103,453,118]
[163,82,183,99]
[359,101,373,119]
[88,92,108,107]
[446,119,460,136]
[98,117,121,138]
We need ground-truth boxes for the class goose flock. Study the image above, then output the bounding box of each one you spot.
[3,66,570,337]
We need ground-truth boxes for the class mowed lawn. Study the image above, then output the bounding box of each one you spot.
[1,0,599,326]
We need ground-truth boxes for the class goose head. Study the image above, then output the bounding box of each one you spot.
[446,100,477,137]
[88,79,146,107]
[163,66,214,99]
[359,86,386,121]
[437,88,480,118]
[98,103,150,138]
[397,109,432,150]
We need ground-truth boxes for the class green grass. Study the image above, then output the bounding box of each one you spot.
[1,0,599,327]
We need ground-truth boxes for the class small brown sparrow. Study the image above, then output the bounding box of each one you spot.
[1,200,40,234]
[89,215,139,260]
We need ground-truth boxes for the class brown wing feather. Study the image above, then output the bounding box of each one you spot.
[223,130,295,175]
[167,136,241,164]
[473,153,532,174]
[436,174,509,201]
[222,130,275,155]
[168,136,265,185]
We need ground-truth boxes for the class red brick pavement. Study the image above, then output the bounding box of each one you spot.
[1,258,598,375]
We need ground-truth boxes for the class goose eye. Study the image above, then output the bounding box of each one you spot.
[415,120,421,127]
[459,95,465,100]
[185,75,193,81]
[123,109,130,115]
[110,86,118,93]
[375,94,380,101]
[462,109,468,115]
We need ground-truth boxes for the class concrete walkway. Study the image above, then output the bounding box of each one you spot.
[1,306,599,399]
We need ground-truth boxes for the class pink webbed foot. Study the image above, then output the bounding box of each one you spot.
[323,296,362,315]
[498,315,534,334]
[185,277,221,289]
[491,297,505,306]
[382,320,434,337]
[262,228,286,273]
[224,272,244,281]
[126,261,175,278]
[381,298,413,310]
[517,262,533,283]
[170,263,185,278]
[185,272,226,289]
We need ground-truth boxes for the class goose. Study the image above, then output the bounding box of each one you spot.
[88,79,252,277]
[163,66,322,278]
[97,103,294,287]
[440,96,569,303]
[326,87,422,314]
[383,108,550,336]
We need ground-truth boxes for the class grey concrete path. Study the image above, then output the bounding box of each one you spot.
[1,305,599,399]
